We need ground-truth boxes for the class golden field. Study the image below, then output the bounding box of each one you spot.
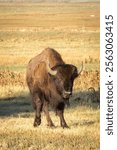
[0,2,100,150]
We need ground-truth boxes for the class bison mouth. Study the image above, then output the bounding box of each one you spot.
[62,91,72,99]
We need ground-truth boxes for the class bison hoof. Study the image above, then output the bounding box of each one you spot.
[63,126,69,129]
[47,125,56,129]
[62,124,69,129]
[47,123,55,128]
[34,118,41,127]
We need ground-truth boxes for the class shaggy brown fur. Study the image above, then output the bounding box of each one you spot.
[26,48,79,128]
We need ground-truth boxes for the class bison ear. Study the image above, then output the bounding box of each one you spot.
[72,62,83,78]
[72,66,78,78]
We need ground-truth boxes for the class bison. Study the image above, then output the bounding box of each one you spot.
[26,48,83,128]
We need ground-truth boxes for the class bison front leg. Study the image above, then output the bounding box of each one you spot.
[43,101,55,127]
[56,102,69,128]
[33,93,43,127]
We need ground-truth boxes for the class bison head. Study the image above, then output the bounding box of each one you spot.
[48,63,83,99]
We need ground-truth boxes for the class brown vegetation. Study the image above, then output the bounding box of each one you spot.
[0,70,99,89]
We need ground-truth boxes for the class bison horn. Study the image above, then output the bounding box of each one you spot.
[78,61,83,76]
[47,63,57,76]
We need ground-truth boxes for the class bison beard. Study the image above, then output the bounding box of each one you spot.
[26,48,82,128]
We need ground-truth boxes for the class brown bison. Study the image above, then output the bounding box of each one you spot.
[26,48,83,128]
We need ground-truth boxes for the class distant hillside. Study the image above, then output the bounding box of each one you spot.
[0,0,99,3]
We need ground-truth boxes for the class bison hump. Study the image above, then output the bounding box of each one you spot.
[43,48,65,68]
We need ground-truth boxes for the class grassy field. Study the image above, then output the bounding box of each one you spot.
[0,2,100,150]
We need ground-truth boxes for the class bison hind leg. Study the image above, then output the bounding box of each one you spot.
[43,101,55,128]
[56,102,69,128]
[32,93,43,127]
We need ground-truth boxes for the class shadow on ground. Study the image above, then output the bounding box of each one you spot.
[0,89,100,117]
[70,89,100,109]
[0,95,33,117]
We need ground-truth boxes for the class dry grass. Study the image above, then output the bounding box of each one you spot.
[0,2,100,150]
[0,2,99,71]
[0,105,99,150]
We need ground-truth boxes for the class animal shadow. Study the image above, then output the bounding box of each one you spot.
[0,95,33,117]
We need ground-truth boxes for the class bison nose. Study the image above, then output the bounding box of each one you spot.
[63,91,72,98]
